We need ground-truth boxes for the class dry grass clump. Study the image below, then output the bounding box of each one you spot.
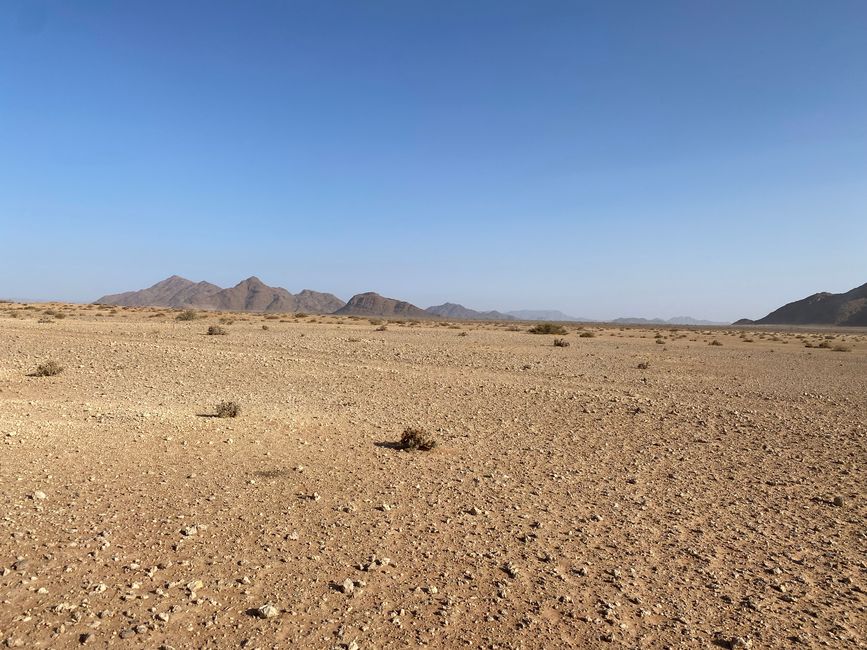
[579,331,595,338]
[709,340,723,346]
[207,325,228,336]
[398,427,437,451]
[457,331,469,337]
[553,338,570,347]
[528,323,567,335]
[176,309,198,321]
[35,361,64,376]
[215,401,241,418]
[375,324,388,332]
[637,361,650,370]
[832,344,851,352]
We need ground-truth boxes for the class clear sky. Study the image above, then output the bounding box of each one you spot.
[1,1,865,321]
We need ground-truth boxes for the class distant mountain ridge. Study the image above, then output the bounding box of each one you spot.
[506,309,589,322]
[612,316,726,326]
[95,274,747,324]
[737,282,867,326]
[426,303,515,320]
[96,275,345,314]
[334,292,431,318]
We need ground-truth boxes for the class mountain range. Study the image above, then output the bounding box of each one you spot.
[612,316,727,326]
[96,275,345,314]
[427,303,515,321]
[504,309,589,322]
[95,275,867,326]
[94,276,546,320]
[736,281,867,326]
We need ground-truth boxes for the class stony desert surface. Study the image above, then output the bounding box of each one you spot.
[1,303,865,649]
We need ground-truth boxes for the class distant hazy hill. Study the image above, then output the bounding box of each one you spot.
[95,275,345,313]
[612,316,725,326]
[426,303,515,321]
[334,292,431,318]
[742,282,867,326]
[506,309,588,322]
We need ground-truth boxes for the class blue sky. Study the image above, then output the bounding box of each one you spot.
[1,1,865,321]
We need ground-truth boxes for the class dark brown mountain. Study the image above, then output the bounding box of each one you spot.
[95,276,345,314]
[95,275,222,308]
[746,282,867,326]
[425,302,515,321]
[333,292,432,318]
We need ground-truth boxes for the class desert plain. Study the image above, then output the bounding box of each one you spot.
[0,303,865,649]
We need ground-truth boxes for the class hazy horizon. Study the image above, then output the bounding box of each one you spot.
[2,2,866,322]
[4,272,866,324]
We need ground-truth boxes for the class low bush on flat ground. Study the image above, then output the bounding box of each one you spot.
[528,323,567,335]
[35,361,63,376]
[215,401,241,418]
[207,325,228,335]
[176,310,198,321]
[398,427,437,451]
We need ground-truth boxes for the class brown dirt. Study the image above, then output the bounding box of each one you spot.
[1,304,865,649]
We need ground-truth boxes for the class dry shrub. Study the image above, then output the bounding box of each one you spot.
[579,331,595,338]
[528,323,567,335]
[553,338,570,347]
[832,344,851,352]
[398,427,437,451]
[35,361,64,376]
[709,340,723,346]
[215,401,241,418]
[176,309,198,321]
[375,324,388,332]
[637,361,650,370]
[207,325,228,336]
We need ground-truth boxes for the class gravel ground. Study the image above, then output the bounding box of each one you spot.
[1,304,865,649]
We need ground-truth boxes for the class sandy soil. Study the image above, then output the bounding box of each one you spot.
[1,303,865,649]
